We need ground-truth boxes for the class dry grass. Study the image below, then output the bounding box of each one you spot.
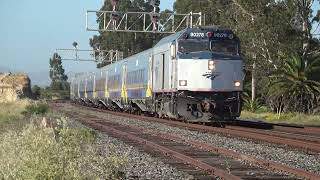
[0,116,127,179]
[0,99,31,130]
[0,101,127,179]
[241,111,320,126]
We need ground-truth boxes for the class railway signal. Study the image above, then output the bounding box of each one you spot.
[149,0,160,8]
[110,0,119,10]
[86,11,203,33]
[55,47,123,68]
[86,0,204,34]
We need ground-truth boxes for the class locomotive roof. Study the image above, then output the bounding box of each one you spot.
[154,26,234,47]
[154,31,185,47]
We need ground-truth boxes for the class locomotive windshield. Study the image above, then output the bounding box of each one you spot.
[178,39,209,53]
[178,39,239,56]
[210,40,238,56]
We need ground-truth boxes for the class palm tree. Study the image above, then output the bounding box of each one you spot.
[268,54,320,114]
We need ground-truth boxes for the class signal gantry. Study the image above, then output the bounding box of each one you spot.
[86,0,204,34]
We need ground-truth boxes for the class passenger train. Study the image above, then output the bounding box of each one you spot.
[70,26,244,121]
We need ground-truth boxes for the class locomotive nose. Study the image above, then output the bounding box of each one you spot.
[177,59,243,92]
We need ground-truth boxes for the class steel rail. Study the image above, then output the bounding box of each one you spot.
[53,103,320,180]
[226,126,320,144]
[52,102,320,152]
[93,109,320,153]
[274,126,320,137]
[65,107,320,180]
[72,115,241,180]
[122,123,320,180]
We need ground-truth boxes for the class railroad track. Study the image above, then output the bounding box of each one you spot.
[226,119,320,137]
[51,102,320,180]
[272,126,320,137]
[225,126,320,145]
[55,101,320,153]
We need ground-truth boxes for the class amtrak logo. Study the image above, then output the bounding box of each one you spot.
[202,72,221,80]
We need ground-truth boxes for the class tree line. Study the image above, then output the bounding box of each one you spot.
[43,0,320,115]
[90,0,320,115]
[33,53,69,100]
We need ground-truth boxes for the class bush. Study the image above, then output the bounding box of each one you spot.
[23,103,49,115]
[243,97,264,112]
[0,118,127,179]
[40,87,54,100]
[31,85,41,99]
[241,110,320,126]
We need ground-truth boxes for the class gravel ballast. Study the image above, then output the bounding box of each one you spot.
[95,133,194,180]
[63,116,194,180]
[85,111,320,175]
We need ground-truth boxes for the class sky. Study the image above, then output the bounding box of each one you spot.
[0,1,318,85]
[0,0,174,85]
[312,2,320,37]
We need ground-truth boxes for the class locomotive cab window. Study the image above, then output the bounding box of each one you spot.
[210,40,239,56]
[178,39,209,53]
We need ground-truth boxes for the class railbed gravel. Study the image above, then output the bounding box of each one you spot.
[64,116,194,180]
[87,111,320,175]
[95,133,194,180]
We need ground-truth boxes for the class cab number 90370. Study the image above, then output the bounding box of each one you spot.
[190,32,205,38]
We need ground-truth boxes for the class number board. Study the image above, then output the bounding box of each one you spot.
[189,32,206,38]
[189,31,234,40]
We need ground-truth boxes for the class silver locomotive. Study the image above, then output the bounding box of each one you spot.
[70,26,244,122]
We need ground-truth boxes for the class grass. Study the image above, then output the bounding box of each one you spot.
[241,110,320,126]
[23,102,49,115]
[0,120,127,179]
[0,100,49,132]
[0,100,127,179]
[0,99,31,131]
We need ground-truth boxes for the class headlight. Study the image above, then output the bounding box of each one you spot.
[170,44,176,58]
[179,80,187,86]
[208,61,215,70]
[234,81,241,87]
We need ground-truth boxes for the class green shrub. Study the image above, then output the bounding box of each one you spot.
[241,110,320,126]
[23,103,49,115]
[243,98,263,112]
[255,106,270,113]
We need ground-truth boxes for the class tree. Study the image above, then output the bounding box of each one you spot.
[91,0,320,113]
[49,53,69,97]
[173,0,300,100]
[31,85,41,99]
[90,0,166,58]
[268,54,320,114]
[292,0,320,57]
